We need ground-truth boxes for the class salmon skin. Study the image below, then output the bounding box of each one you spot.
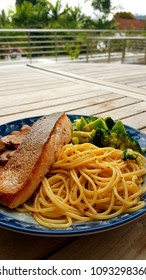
[0,112,72,209]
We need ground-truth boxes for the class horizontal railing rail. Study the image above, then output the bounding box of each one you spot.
[0,29,146,64]
[87,36,146,63]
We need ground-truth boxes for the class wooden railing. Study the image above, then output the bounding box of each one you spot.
[0,29,146,64]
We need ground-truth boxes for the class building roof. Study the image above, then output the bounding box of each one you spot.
[115,18,146,30]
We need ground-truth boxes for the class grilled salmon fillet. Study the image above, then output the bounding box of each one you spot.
[0,112,72,209]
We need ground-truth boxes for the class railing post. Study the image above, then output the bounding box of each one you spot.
[54,32,58,62]
[121,39,126,63]
[108,39,111,63]
[86,35,89,63]
[27,32,32,64]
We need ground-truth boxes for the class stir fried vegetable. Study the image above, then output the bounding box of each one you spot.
[71,116,144,160]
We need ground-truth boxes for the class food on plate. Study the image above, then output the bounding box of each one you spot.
[0,124,31,148]
[0,113,146,230]
[18,143,146,229]
[71,116,145,159]
[0,124,31,165]
[0,112,72,209]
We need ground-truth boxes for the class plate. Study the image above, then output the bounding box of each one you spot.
[0,114,146,236]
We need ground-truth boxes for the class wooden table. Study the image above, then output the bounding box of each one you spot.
[0,62,146,260]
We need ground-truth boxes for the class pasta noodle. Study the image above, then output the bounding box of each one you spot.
[17,143,146,229]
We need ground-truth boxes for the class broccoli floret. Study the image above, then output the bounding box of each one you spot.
[72,116,87,131]
[122,149,137,161]
[85,116,97,123]
[95,129,143,153]
[123,134,142,153]
[104,116,115,129]
[93,128,104,146]
[83,118,108,132]
[112,120,126,134]
[72,129,96,144]
[72,116,143,155]
[96,130,123,149]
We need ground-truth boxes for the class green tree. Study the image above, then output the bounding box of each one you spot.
[87,0,113,29]
[10,0,113,29]
[10,0,50,28]
[0,9,14,59]
[47,0,64,22]
[114,12,135,19]
[91,0,111,14]
[0,9,12,28]
[16,0,37,5]
[53,5,91,28]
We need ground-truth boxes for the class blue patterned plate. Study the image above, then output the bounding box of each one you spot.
[0,114,146,236]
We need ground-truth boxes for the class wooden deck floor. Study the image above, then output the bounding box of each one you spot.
[43,62,146,89]
[0,62,146,133]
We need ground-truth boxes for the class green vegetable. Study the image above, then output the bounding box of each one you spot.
[104,116,115,129]
[73,116,87,131]
[122,149,137,161]
[83,118,108,132]
[95,129,142,153]
[85,116,97,122]
[122,134,142,153]
[112,120,126,134]
[71,116,144,156]
[72,129,96,144]
[71,137,80,144]
[95,129,124,149]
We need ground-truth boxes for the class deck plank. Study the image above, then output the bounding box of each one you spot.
[98,101,146,124]
[0,93,124,125]
[29,64,146,99]
[70,97,142,117]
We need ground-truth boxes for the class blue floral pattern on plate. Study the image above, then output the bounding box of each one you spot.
[0,114,146,236]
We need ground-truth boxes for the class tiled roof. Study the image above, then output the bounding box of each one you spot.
[115,18,146,30]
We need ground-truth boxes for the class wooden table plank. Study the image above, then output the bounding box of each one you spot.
[98,101,146,128]
[0,227,75,260]
[1,91,120,115]
[120,111,146,129]
[0,95,139,125]
[70,97,142,117]
[0,88,108,109]
[48,216,146,260]
[128,80,146,87]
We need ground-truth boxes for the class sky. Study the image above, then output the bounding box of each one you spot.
[0,0,146,16]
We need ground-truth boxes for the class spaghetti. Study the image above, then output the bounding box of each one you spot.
[18,143,146,228]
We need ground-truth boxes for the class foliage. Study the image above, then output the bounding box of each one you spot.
[9,0,50,28]
[52,5,93,29]
[65,42,80,60]
[89,0,114,29]
[16,0,37,5]
[0,0,113,29]
[91,0,111,14]
[114,12,135,19]
[0,9,12,28]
